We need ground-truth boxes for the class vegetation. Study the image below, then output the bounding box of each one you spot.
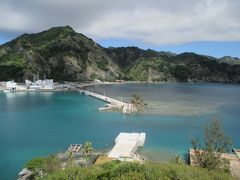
[25,154,61,177]
[0,26,240,83]
[83,141,93,156]
[97,59,109,71]
[191,119,232,173]
[24,130,236,180]
[0,26,121,82]
[39,161,233,180]
[131,94,144,107]
[170,155,183,165]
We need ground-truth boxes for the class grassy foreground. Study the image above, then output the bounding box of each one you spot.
[39,160,234,180]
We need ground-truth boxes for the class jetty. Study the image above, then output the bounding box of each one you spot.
[79,89,137,114]
[108,132,146,162]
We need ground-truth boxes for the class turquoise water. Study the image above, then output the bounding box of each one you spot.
[0,83,240,179]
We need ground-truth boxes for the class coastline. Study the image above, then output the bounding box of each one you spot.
[1,80,239,93]
[0,81,127,92]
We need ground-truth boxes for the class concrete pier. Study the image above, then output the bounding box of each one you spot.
[108,132,146,162]
[80,89,126,106]
[79,89,137,114]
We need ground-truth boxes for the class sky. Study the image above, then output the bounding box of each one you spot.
[0,0,240,58]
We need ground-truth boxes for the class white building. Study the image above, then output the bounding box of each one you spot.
[26,79,54,90]
[6,81,17,90]
[25,80,32,86]
[94,79,102,84]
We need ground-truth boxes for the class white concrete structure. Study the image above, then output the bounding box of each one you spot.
[6,81,17,90]
[108,132,146,161]
[94,79,102,83]
[4,79,54,92]
[79,89,137,114]
[25,80,32,86]
[27,79,54,90]
[66,144,82,155]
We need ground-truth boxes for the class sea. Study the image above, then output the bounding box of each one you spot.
[0,83,240,179]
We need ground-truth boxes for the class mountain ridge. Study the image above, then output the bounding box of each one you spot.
[0,26,240,83]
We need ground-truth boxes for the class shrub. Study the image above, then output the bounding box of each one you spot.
[191,119,232,173]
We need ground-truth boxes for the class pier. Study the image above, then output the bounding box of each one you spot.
[79,89,137,114]
[108,132,146,162]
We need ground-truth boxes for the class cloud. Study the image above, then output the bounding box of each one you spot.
[0,0,240,45]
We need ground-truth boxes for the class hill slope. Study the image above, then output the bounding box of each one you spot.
[0,26,240,83]
[106,48,240,83]
[0,26,121,81]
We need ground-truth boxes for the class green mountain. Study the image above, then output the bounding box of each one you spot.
[219,56,240,65]
[0,26,240,83]
[0,26,121,82]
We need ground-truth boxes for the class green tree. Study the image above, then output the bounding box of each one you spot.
[83,141,93,156]
[25,154,61,178]
[131,94,144,107]
[26,157,46,171]
[43,154,61,174]
[170,155,183,165]
[191,119,232,172]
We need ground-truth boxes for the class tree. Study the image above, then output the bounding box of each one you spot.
[43,154,61,174]
[131,94,144,107]
[191,119,232,172]
[26,157,46,171]
[170,155,183,165]
[83,141,93,156]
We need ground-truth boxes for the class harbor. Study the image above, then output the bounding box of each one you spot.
[4,79,54,92]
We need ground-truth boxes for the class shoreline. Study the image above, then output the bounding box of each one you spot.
[1,81,239,93]
[0,81,126,93]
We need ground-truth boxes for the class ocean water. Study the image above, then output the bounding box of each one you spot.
[0,83,240,179]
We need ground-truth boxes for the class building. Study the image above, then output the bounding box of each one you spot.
[6,81,17,90]
[25,79,54,90]
[94,79,102,84]
[66,144,82,155]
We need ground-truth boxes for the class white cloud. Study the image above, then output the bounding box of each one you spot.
[0,3,31,32]
[0,0,239,45]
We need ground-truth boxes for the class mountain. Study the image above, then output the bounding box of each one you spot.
[0,26,121,82]
[219,56,240,65]
[106,48,240,83]
[0,26,240,83]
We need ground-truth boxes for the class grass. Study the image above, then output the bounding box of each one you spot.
[39,160,235,180]
[94,155,114,165]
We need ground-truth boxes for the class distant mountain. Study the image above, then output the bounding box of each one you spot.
[0,26,240,83]
[219,56,240,65]
[106,48,240,83]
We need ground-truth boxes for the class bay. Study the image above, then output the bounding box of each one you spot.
[0,83,240,179]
